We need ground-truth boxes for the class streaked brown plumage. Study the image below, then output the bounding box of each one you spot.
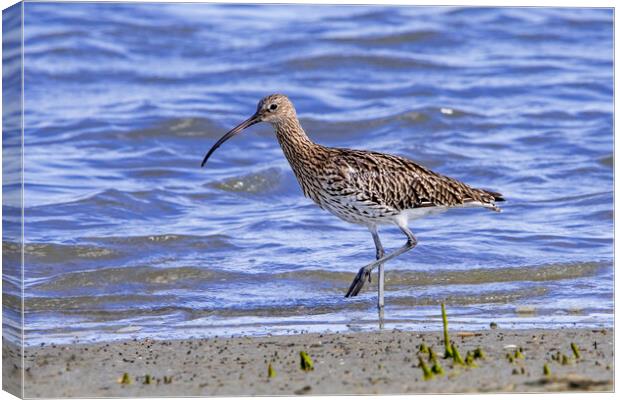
[202,94,504,311]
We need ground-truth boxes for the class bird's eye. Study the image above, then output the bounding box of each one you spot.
[269,104,278,111]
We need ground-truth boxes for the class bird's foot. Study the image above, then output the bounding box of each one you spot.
[345,266,371,298]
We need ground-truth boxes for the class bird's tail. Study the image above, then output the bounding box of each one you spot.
[484,189,505,202]
[481,189,505,212]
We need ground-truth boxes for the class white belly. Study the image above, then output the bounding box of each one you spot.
[391,201,492,226]
[319,189,491,228]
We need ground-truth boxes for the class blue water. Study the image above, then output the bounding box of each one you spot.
[5,4,613,345]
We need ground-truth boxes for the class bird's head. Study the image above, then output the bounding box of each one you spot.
[255,93,296,124]
[201,93,296,167]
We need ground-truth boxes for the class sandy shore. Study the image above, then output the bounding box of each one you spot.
[3,328,613,397]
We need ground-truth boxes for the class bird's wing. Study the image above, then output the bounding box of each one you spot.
[323,148,501,212]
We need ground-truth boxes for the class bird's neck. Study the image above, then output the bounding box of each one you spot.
[273,117,322,169]
[272,116,331,204]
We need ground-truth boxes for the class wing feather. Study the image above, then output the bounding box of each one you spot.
[323,148,502,212]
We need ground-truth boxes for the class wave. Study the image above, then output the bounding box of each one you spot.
[210,167,283,194]
[5,234,236,270]
[274,261,606,286]
[11,284,546,317]
[325,29,451,46]
[287,53,453,71]
[29,260,606,296]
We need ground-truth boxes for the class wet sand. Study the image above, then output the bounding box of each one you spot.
[4,328,613,397]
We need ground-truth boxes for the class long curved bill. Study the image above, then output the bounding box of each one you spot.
[201,113,261,167]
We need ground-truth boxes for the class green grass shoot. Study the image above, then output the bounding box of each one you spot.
[418,356,434,380]
[465,351,477,367]
[300,351,314,372]
[441,303,453,358]
[451,343,465,366]
[514,349,524,359]
[118,372,131,385]
[428,347,438,363]
[473,347,485,359]
[571,342,581,359]
[431,358,445,376]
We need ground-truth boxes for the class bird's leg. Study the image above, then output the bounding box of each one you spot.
[345,224,417,298]
[371,228,386,311]
[373,229,386,329]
